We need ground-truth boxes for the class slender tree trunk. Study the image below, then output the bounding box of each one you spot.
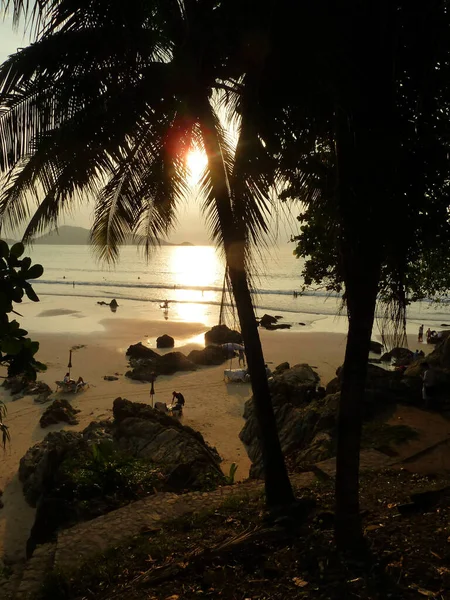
[334,264,379,551]
[198,99,294,508]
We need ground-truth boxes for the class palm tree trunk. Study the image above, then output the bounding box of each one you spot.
[334,265,379,551]
[198,99,294,508]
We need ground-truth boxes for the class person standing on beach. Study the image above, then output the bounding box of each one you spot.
[421,362,436,408]
[418,324,424,343]
[238,347,246,367]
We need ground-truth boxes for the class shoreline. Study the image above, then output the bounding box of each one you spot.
[0,293,436,562]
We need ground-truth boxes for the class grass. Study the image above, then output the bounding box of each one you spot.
[33,470,450,600]
[35,492,262,600]
[361,421,419,451]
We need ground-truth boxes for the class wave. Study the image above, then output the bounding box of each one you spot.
[35,278,341,299]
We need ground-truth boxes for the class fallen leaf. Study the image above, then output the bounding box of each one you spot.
[365,524,383,532]
[292,577,309,588]
[408,584,437,597]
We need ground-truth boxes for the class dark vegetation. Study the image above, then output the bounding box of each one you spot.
[1,0,450,555]
[0,240,46,444]
[34,471,450,600]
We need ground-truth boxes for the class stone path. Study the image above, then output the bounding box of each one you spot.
[12,471,316,599]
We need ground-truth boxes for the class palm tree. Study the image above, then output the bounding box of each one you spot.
[0,0,294,507]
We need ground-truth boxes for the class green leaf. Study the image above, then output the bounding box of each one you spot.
[1,338,22,355]
[0,241,8,259]
[20,257,32,271]
[24,286,39,302]
[10,243,25,258]
[25,264,44,279]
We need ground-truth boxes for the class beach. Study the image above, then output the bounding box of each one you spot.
[0,243,445,564]
[0,293,353,562]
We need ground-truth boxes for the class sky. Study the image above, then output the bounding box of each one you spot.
[0,13,299,246]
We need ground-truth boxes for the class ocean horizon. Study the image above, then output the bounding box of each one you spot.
[24,243,450,332]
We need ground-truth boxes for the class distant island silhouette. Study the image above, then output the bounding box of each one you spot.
[4,226,194,246]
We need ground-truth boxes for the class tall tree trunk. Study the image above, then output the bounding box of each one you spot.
[334,263,379,550]
[198,99,294,508]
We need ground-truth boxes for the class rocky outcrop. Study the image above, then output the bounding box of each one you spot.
[19,431,84,507]
[240,362,420,478]
[204,324,243,345]
[39,399,80,428]
[265,323,292,330]
[381,347,414,366]
[187,345,228,365]
[369,340,383,354]
[21,398,225,557]
[156,334,175,349]
[2,377,52,401]
[113,398,223,490]
[126,351,196,380]
[327,364,420,408]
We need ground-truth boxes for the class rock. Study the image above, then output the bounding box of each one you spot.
[2,377,52,400]
[112,398,224,490]
[240,361,421,478]
[126,344,197,380]
[380,347,413,365]
[369,340,383,354]
[21,398,225,556]
[110,299,118,308]
[299,322,306,326]
[19,430,84,506]
[126,352,196,380]
[104,375,119,381]
[187,345,228,365]
[259,314,278,328]
[265,323,292,330]
[126,342,159,360]
[39,399,80,428]
[275,315,283,319]
[204,324,243,345]
[156,334,175,349]
[273,362,290,375]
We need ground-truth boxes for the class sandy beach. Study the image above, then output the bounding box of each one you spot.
[0,295,355,562]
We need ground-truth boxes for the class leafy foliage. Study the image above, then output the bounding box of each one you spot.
[0,239,46,379]
[0,239,46,446]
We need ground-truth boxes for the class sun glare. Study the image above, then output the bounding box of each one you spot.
[186,149,208,185]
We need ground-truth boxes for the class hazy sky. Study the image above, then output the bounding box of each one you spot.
[0,14,299,246]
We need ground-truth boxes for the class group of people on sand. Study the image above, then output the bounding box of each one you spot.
[418,324,443,344]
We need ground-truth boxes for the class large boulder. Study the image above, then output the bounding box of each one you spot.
[126,342,159,360]
[369,340,384,354]
[2,378,52,401]
[19,430,84,507]
[330,364,419,408]
[381,347,414,366]
[240,362,420,478]
[204,324,243,345]
[126,350,196,380]
[156,334,175,349]
[112,398,224,490]
[40,399,80,428]
[187,345,228,365]
[259,314,278,328]
[21,399,225,557]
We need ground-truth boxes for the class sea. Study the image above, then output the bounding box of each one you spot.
[25,244,450,333]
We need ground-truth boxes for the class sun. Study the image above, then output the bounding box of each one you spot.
[186,149,208,185]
